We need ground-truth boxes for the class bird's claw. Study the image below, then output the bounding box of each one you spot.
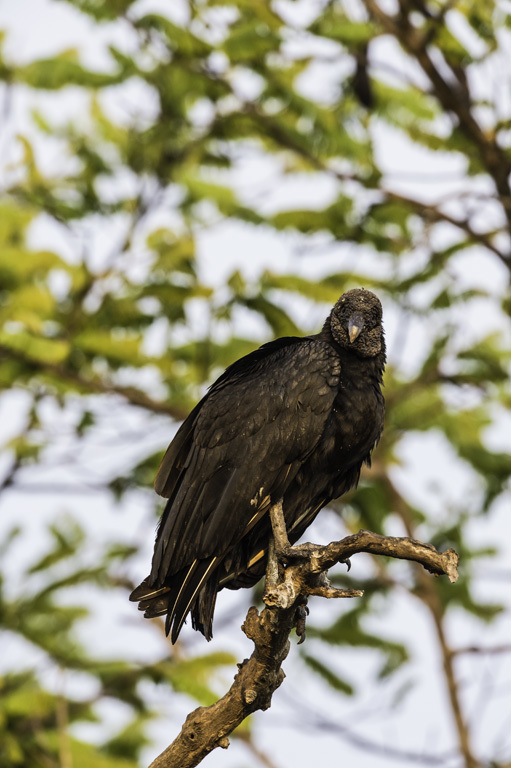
[295,602,309,644]
[342,557,352,572]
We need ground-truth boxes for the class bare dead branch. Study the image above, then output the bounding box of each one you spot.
[148,530,458,768]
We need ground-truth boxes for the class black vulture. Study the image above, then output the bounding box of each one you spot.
[130,288,386,642]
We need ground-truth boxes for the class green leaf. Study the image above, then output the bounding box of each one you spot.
[27,519,85,574]
[102,715,152,761]
[240,295,302,336]
[74,330,144,366]
[17,50,127,90]
[302,653,354,695]
[0,330,70,365]
[180,173,265,224]
[0,248,67,287]
[308,606,409,678]
[69,739,139,768]
[56,0,137,21]
[137,14,212,57]
[147,229,196,275]
[223,21,280,63]
[310,15,377,46]
[160,652,236,705]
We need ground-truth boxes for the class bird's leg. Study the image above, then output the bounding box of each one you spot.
[269,500,320,562]
[269,500,291,553]
[265,533,279,588]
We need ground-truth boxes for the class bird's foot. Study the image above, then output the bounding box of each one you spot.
[276,541,321,563]
[341,556,352,572]
[294,601,309,644]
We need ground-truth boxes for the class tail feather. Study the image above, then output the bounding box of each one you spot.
[139,596,170,617]
[129,580,170,603]
[168,557,219,643]
[130,557,220,643]
[191,574,219,640]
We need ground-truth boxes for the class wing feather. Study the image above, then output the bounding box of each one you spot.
[133,337,342,638]
[154,401,202,497]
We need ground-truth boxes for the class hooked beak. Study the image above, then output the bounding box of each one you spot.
[348,313,365,343]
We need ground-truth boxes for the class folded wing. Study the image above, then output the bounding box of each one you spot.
[131,336,341,641]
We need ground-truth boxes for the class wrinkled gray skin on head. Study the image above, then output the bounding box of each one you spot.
[329,288,384,358]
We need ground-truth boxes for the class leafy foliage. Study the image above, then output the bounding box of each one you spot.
[0,0,510,765]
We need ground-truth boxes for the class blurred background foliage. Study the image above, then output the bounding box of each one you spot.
[0,0,510,766]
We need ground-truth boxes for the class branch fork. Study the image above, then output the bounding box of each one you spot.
[148,508,459,768]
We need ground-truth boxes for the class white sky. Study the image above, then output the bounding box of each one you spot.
[0,1,510,767]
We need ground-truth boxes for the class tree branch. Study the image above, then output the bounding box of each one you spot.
[450,644,511,658]
[148,530,459,768]
[363,0,511,245]
[243,102,511,267]
[0,343,188,420]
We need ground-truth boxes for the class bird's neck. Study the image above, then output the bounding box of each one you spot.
[316,325,386,385]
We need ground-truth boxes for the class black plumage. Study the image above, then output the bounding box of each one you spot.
[130,288,386,642]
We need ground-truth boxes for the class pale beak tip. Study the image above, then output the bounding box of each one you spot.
[349,324,361,343]
[348,313,364,343]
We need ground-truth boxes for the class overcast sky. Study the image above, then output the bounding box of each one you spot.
[1,2,511,767]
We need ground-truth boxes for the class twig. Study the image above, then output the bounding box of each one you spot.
[450,645,511,658]
[237,732,282,768]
